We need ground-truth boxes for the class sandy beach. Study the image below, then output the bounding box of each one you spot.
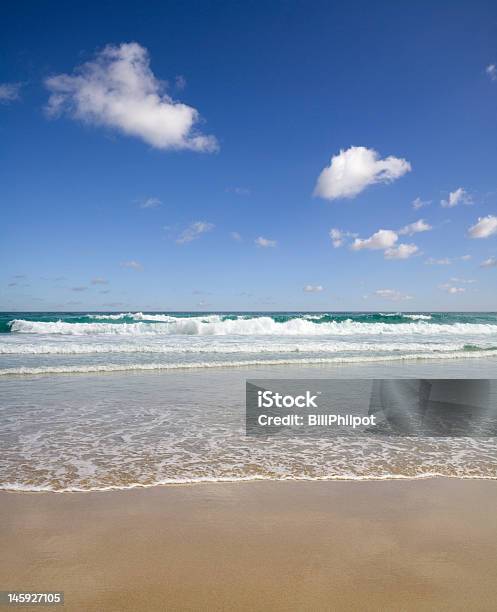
[1,479,497,611]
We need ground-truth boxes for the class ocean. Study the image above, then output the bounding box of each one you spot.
[1,311,497,491]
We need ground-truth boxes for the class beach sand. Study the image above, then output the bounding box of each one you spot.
[1,479,497,611]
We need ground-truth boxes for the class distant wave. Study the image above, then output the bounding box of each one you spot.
[83,311,434,322]
[2,348,497,375]
[8,316,497,336]
[1,340,495,355]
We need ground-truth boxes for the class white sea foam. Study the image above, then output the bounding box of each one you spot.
[2,472,497,493]
[0,339,488,355]
[8,316,497,336]
[2,349,497,375]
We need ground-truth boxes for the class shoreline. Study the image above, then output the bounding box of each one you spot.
[2,473,497,495]
[2,479,497,610]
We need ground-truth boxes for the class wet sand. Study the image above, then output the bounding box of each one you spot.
[1,479,497,611]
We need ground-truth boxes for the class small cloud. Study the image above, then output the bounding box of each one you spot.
[102,302,124,308]
[439,283,465,294]
[303,285,324,293]
[486,64,497,81]
[12,274,26,280]
[0,82,22,104]
[91,277,109,285]
[139,197,162,209]
[121,260,143,271]
[329,228,357,248]
[398,219,432,236]
[255,236,277,248]
[314,146,411,201]
[330,228,344,248]
[176,221,215,244]
[373,289,413,302]
[425,257,452,265]
[384,243,419,260]
[480,256,497,268]
[468,215,497,239]
[460,254,472,261]
[7,282,17,287]
[45,42,217,152]
[71,286,88,292]
[226,187,250,196]
[412,197,431,210]
[99,289,111,294]
[351,229,398,251]
[450,277,476,284]
[441,187,472,208]
[230,231,242,241]
[175,75,187,90]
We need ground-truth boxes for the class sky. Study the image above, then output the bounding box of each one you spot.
[1,0,497,312]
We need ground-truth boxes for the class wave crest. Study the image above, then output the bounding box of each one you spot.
[8,315,497,336]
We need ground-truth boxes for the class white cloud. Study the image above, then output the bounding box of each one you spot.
[350,229,418,260]
[480,256,497,268]
[426,257,451,265]
[176,221,215,244]
[329,228,344,248]
[439,283,465,295]
[230,231,242,241]
[373,289,413,302]
[351,229,398,251]
[441,187,472,208]
[303,285,324,293]
[329,228,357,248]
[468,215,497,239]
[384,243,419,260]
[0,82,22,103]
[450,277,476,284]
[255,236,277,248]
[313,146,411,200]
[139,197,161,209]
[121,260,143,271]
[412,197,431,210]
[226,187,250,196]
[45,42,218,152]
[91,277,109,285]
[398,219,432,236]
[486,64,497,81]
[425,255,471,265]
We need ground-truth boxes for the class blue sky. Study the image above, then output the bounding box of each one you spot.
[1,0,497,311]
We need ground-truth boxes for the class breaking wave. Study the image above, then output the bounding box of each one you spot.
[8,315,497,336]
